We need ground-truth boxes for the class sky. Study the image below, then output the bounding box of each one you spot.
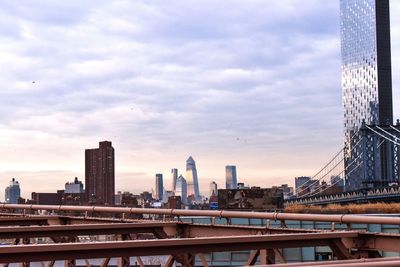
[0,1,399,200]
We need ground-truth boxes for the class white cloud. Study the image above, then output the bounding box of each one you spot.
[0,1,399,200]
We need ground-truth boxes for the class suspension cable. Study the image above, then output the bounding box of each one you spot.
[390,125,400,134]
[296,137,363,196]
[365,125,400,146]
[295,130,360,193]
[300,151,363,198]
[376,125,400,142]
[308,160,362,198]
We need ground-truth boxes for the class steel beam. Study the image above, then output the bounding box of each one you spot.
[3,204,400,225]
[0,232,358,263]
[258,257,400,266]
[0,222,177,239]
[0,216,50,226]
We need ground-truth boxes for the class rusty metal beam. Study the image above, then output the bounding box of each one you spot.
[0,222,177,239]
[0,216,50,226]
[197,253,209,267]
[135,256,145,267]
[246,250,259,266]
[180,223,321,238]
[328,239,353,260]
[258,257,400,266]
[359,232,400,252]
[0,232,358,263]
[163,256,174,267]
[3,204,400,225]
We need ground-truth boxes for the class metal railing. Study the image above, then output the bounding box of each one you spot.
[2,204,400,225]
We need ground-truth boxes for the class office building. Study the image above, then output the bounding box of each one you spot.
[341,0,394,190]
[175,175,187,204]
[186,156,200,201]
[85,141,115,205]
[155,173,163,201]
[225,165,237,189]
[65,177,84,194]
[5,178,20,204]
[218,187,284,210]
[295,176,311,192]
[171,168,178,192]
[162,190,174,204]
[209,181,218,196]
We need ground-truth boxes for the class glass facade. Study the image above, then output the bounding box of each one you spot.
[155,173,163,201]
[5,178,20,204]
[186,156,201,201]
[340,0,393,190]
[175,175,187,204]
[225,165,237,190]
[341,0,378,131]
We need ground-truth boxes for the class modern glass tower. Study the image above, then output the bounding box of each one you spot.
[5,178,20,204]
[186,156,200,201]
[175,175,187,204]
[225,165,238,189]
[171,168,178,192]
[155,173,163,201]
[209,181,218,196]
[340,0,393,190]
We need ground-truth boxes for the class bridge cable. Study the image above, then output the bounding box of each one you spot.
[294,130,361,194]
[299,152,363,198]
[295,136,363,196]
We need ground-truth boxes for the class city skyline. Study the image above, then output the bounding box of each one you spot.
[1,1,400,200]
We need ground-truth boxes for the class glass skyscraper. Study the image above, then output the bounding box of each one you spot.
[340,0,393,190]
[5,178,20,204]
[171,168,178,192]
[225,165,237,189]
[175,175,187,204]
[186,156,200,201]
[155,173,163,201]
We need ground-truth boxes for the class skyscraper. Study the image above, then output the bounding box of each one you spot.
[65,177,84,194]
[171,168,178,192]
[186,156,200,201]
[340,0,393,190]
[209,181,218,197]
[225,165,237,189]
[85,141,115,205]
[5,178,20,204]
[175,175,187,204]
[155,173,163,201]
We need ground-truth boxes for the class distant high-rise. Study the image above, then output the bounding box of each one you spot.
[85,141,115,205]
[5,178,20,204]
[175,175,187,204]
[341,0,393,190]
[186,156,200,201]
[155,173,163,201]
[225,165,237,189]
[171,168,178,192]
[209,181,218,196]
[295,176,311,192]
[65,177,84,194]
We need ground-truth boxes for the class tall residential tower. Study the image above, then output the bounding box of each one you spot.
[340,0,394,190]
[85,141,115,205]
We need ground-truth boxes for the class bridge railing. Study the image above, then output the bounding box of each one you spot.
[2,204,400,225]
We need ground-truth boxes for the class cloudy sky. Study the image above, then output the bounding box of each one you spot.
[0,0,399,200]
